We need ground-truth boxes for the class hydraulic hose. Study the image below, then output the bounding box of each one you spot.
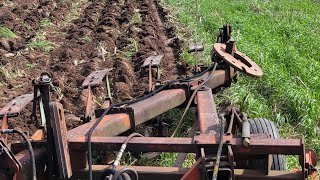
[112,133,144,169]
[112,168,138,180]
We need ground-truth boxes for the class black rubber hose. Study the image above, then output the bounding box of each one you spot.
[112,133,144,169]
[0,129,36,180]
[100,168,124,180]
[112,168,138,180]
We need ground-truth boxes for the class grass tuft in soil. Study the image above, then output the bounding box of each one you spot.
[0,27,16,39]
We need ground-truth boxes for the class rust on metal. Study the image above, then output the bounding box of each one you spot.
[234,169,303,180]
[69,136,195,153]
[0,93,35,118]
[81,69,112,88]
[181,158,202,180]
[67,113,131,139]
[129,89,187,125]
[72,165,188,180]
[14,148,47,179]
[68,135,303,156]
[141,55,164,68]
[0,139,21,176]
[84,85,94,122]
[30,129,45,141]
[1,113,8,143]
[189,42,204,53]
[49,102,72,178]
[202,69,236,89]
[196,86,220,134]
[213,43,263,77]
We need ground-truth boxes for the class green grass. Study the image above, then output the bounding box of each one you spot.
[28,32,55,52]
[0,27,17,39]
[40,18,53,27]
[163,0,320,167]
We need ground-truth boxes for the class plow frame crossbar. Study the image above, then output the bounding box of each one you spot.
[6,65,314,180]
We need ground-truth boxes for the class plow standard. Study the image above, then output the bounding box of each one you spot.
[0,4,318,180]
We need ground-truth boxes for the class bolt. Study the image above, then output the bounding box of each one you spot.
[243,138,250,147]
[194,140,199,144]
[195,131,201,136]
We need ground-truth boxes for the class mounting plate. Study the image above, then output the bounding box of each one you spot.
[213,43,263,77]
[141,55,164,68]
[82,69,112,88]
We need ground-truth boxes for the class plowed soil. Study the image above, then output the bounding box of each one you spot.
[0,0,189,136]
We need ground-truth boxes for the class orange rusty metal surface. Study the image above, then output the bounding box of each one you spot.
[1,113,8,143]
[213,43,263,77]
[14,148,47,180]
[196,87,220,134]
[68,136,194,152]
[30,130,45,141]
[68,135,303,155]
[0,93,36,118]
[129,89,186,125]
[72,165,188,180]
[67,113,131,139]
[181,158,202,180]
[200,69,235,89]
[49,102,72,178]
[67,89,186,140]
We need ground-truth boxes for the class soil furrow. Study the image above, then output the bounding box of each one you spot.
[0,0,188,138]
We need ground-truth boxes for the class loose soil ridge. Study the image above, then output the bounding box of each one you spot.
[0,0,189,136]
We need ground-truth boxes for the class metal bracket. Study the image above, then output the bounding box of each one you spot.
[188,42,204,53]
[141,55,164,68]
[0,139,21,176]
[84,85,94,123]
[82,69,112,88]
[141,55,164,92]
[49,102,72,179]
[0,93,36,118]
[213,43,263,77]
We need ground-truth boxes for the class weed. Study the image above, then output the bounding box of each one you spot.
[26,63,37,69]
[28,31,55,52]
[130,11,142,24]
[0,27,16,39]
[0,66,24,79]
[81,35,92,42]
[40,18,52,27]
[29,40,54,52]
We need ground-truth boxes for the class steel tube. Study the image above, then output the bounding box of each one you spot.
[71,165,188,180]
[196,87,220,134]
[70,165,302,180]
[68,136,303,155]
[129,88,187,125]
[234,169,302,180]
[67,89,187,139]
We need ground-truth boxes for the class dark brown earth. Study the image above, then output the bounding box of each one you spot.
[0,0,190,138]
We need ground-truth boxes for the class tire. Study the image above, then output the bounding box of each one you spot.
[249,118,287,170]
